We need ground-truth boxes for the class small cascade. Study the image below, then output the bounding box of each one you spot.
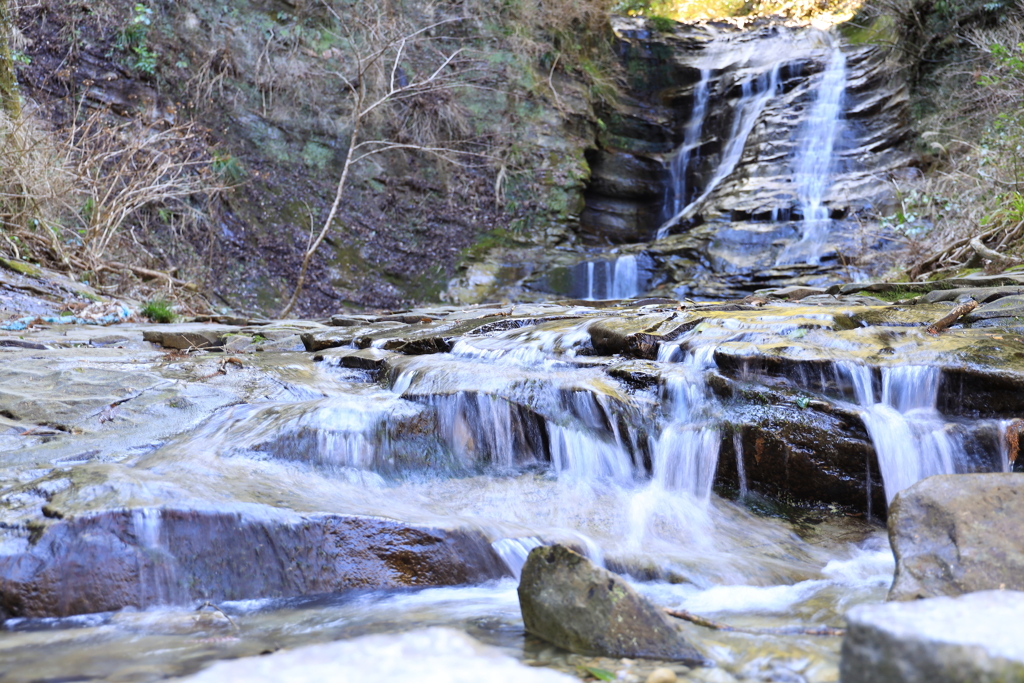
[664,67,712,218]
[778,45,848,265]
[733,433,748,499]
[651,349,721,498]
[132,508,163,549]
[548,423,635,484]
[131,508,181,606]
[491,537,545,578]
[658,62,782,238]
[174,394,432,474]
[998,420,1019,473]
[430,392,545,470]
[840,364,964,504]
[578,255,643,300]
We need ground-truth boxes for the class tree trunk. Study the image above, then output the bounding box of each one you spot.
[0,0,21,120]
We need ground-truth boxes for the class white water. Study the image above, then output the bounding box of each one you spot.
[665,67,712,220]
[580,255,641,300]
[658,63,782,238]
[840,363,963,504]
[778,45,848,265]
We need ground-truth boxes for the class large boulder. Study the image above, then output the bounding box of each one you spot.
[887,473,1024,601]
[841,590,1024,683]
[517,544,704,663]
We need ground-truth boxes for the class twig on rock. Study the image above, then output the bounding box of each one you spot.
[926,299,978,335]
[664,608,845,637]
[197,600,239,630]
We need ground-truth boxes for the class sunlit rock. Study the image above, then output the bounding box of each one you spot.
[887,474,1024,601]
[842,590,1024,683]
[518,544,704,662]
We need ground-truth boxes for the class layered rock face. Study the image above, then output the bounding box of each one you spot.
[535,19,914,301]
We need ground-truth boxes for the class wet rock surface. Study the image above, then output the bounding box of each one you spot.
[0,508,505,619]
[0,288,1017,682]
[841,590,1024,683]
[887,474,1024,601]
[518,545,703,662]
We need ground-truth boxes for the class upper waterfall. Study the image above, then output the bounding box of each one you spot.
[574,18,913,301]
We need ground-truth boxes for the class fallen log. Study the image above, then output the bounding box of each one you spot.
[664,608,845,637]
[926,299,978,335]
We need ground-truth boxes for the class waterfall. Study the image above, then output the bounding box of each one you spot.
[548,422,635,484]
[431,392,540,470]
[665,68,712,219]
[778,45,847,265]
[611,255,639,299]
[580,255,642,300]
[491,536,545,577]
[651,348,720,499]
[658,63,782,238]
[839,363,963,504]
[733,432,748,499]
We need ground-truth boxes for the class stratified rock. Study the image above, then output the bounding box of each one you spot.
[517,544,703,662]
[963,294,1024,325]
[178,628,577,683]
[0,508,507,619]
[588,313,703,357]
[919,286,1024,305]
[315,347,394,371]
[300,321,409,351]
[887,473,1024,601]
[841,590,1024,683]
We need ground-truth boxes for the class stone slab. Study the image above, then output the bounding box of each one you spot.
[841,590,1024,683]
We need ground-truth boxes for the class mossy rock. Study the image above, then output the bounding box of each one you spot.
[0,258,42,278]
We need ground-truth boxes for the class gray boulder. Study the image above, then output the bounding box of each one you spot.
[517,544,703,663]
[888,473,1024,601]
[841,590,1024,683]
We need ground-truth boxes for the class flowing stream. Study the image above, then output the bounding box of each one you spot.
[4,313,992,683]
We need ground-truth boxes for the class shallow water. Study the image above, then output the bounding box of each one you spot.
[0,485,890,683]
[6,306,994,682]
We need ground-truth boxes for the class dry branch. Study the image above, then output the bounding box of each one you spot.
[926,299,978,334]
[278,10,476,319]
[970,235,1022,267]
[664,608,845,637]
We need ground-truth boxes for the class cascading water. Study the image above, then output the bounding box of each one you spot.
[658,62,782,238]
[778,45,848,265]
[839,363,963,503]
[579,255,642,300]
[664,68,711,219]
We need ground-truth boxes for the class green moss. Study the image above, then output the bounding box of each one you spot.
[855,287,918,302]
[840,13,897,45]
[301,140,333,171]
[0,257,41,278]
[459,228,515,265]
